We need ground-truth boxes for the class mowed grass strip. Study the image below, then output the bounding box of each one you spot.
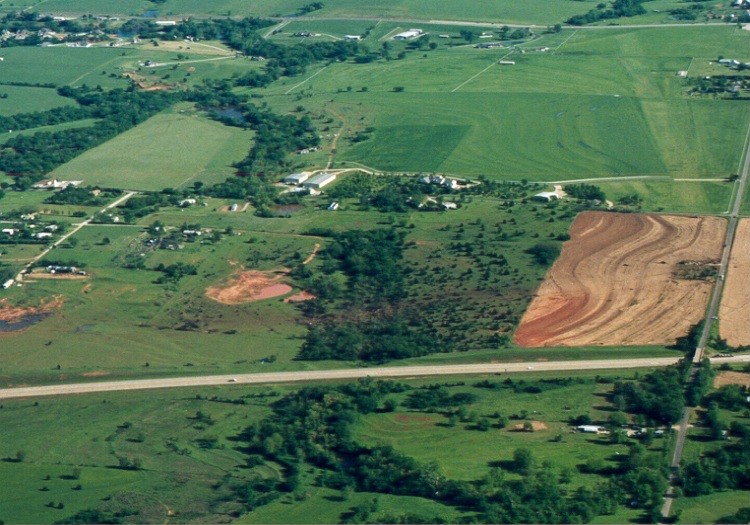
[50,110,253,191]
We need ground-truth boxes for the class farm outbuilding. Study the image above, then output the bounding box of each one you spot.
[303,172,337,190]
[533,192,559,202]
[284,172,311,185]
[393,29,424,40]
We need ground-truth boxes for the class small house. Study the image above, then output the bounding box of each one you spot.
[3,279,13,289]
[327,202,339,211]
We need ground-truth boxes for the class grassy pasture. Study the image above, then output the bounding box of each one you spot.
[0,46,136,88]
[352,372,643,482]
[600,179,734,214]
[0,370,660,524]
[257,26,748,183]
[0,86,75,116]
[673,490,750,524]
[0,384,277,524]
[49,108,252,191]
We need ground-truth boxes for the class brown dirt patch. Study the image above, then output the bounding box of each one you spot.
[514,212,726,347]
[82,371,109,378]
[0,296,63,323]
[713,371,750,388]
[511,420,549,431]
[28,272,88,280]
[284,291,316,303]
[206,271,292,304]
[393,413,438,428]
[719,218,750,346]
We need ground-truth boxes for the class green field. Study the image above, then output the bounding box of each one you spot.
[0,370,671,524]
[0,47,137,88]
[0,85,75,116]
[252,26,749,184]
[49,108,253,191]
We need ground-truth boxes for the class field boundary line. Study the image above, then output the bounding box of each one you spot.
[285,66,329,94]
[552,28,578,54]
[379,27,402,41]
[673,178,728,181]
[543,175,671,184]
[685,57,695,75]
[451,50,514,92]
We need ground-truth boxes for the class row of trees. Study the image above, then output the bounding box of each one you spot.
[567,0,646,25]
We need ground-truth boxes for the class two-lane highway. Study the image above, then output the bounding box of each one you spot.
[1,355,748,400]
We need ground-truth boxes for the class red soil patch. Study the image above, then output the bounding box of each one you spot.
[206,271,292,304]
[514,212,725,347]
[713,371,750,388]
[0,296,63,323]
[284,291,316,303]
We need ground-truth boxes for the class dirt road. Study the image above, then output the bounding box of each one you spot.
[2,355,749,400]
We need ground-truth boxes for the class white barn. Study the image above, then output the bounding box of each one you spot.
[303,172,337,189]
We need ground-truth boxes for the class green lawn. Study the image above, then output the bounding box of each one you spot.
[49,108,252,191]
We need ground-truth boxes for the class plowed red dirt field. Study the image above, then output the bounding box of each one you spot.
[719,219,750,347]
[514,212,726,347]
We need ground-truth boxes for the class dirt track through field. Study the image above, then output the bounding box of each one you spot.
[514,212,725,347]
[719,219,750,346]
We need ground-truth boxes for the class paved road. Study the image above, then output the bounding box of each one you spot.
[2,355,749,400]
[299,15,729,31]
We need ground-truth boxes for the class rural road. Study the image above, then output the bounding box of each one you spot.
[2,355,749,400]
[14,191,136,282]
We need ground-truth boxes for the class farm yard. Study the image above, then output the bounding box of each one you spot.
[514,212,726,347]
